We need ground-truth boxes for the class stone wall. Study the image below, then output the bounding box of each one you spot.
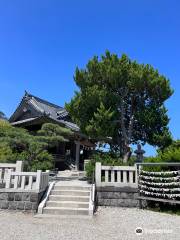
[97,186,139,208]
[0,191,45,212]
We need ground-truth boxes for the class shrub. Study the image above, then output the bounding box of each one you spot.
[28,151,53,172]
[0,142,17,162]
[0,121,67,171]
[143,140,180,171]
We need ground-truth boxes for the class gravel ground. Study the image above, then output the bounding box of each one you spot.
[0,207,180,240]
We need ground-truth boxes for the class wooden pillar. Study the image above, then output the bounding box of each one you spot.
[75,141,80,171]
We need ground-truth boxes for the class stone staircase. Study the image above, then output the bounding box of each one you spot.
[42,183,92,216]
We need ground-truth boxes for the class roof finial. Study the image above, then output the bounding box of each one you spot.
[25,90,29,96]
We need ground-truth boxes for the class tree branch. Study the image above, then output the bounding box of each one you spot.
[120,99,128,143]
[128,96,135,140]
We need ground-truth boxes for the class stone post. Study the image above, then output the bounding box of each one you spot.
[16,161,23,172]
[36,170,42,191]
[46,170,50,185]
[5,169,12,188]
[95,162,102,187]
[135,164,138,188]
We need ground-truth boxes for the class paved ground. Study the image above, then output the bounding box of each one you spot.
[0,207,180,240]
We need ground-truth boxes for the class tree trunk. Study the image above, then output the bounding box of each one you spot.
[119,95,135,163]
[122,143,132,163]
[123,148,132,163]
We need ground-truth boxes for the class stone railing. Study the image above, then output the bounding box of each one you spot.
[95,162,138,188]
[5,170,49,192]
[0,161,23,184]
[39,171,49,192]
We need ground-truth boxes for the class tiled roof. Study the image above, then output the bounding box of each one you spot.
[11,117,40,126]
[10,92,80,131]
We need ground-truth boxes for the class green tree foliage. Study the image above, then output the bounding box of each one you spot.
[66,51,173,162]
[0,121,73,171]
[0,120,52,171]
[37,123,73,146]
[158,140,180,162]
[86,103,115,140]
[144,140,180,171]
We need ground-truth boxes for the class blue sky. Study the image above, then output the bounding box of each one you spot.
[0,0,179,156]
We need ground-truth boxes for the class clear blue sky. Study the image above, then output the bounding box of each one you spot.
[0,1,179,156]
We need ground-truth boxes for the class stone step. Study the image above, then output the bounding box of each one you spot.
[46,201,89,208]
[43,207,89,215]
[54,186,91,191]
[51,190,90,196]
[49,195,90,202]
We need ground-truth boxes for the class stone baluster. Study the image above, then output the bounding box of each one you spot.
[5,169,12,188]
